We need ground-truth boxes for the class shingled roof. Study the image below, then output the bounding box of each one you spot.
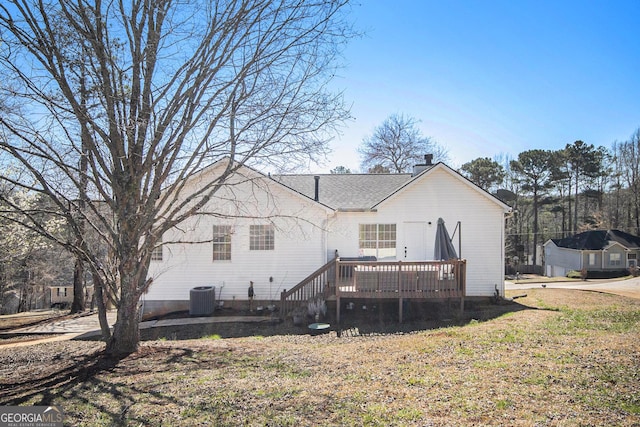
[551,229,640,250]
[272,172,418,210]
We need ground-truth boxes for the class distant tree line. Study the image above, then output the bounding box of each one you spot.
[459,131,640,267]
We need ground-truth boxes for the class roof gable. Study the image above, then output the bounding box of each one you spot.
[372,163,512,212]
[551,229,640,250]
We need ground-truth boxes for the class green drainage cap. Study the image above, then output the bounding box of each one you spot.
[308,323,330,335]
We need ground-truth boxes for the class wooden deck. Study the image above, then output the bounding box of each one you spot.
[280,258,466,323]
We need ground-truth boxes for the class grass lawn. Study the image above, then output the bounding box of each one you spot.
[1,288,639,426]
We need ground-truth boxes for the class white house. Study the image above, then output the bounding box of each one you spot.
[144,157,512,317]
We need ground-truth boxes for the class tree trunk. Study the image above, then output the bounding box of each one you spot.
[104,256,148,355]
[532,188,539,266]
[106,297,140,355]
[71,61,89,315]
[70,259,85,313]
[92,274,112,342]
[574,173,579,233]
[566,180,572,237]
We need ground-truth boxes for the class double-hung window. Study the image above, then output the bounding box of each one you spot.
[609,253,621,267]
[213,225,232,260]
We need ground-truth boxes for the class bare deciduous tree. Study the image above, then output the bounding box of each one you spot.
[358,113,448,173]
[0,0,354,354]
[612,129,640,234]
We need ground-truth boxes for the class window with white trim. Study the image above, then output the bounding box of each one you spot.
[250,224,274,250]
[588,253,596,266]
[213,225,232,261]
[359,224,396,260]
[609,253,621,266]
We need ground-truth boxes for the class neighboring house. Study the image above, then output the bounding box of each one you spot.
[49,285,95,308]
[50,286,73,307]
[543,229,640,277]
[144,157,512,318]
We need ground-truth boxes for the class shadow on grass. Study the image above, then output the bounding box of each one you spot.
[0,345,204,425]
[0,299,537,425]
[137,297,536,341]
[0,349,124,405]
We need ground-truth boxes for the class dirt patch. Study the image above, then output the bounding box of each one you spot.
[139,298,520,341]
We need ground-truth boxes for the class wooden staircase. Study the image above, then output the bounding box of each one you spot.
[279,256,337,319]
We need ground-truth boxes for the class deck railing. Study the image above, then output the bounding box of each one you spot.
[334,259,466,323]
[334,259,466,299]
[279,257,337,317]
[280,257,466,320]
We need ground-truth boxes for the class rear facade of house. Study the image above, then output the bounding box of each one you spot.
[144,159,511,317]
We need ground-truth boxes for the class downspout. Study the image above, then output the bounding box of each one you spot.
[458,221,462,259]
[323,210,338,263]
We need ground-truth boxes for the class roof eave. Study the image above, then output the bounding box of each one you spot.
[336,208,378,213]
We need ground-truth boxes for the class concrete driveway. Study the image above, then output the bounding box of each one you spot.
[506,276,640,300]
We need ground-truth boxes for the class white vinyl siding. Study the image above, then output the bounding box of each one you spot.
[146,164,329,303]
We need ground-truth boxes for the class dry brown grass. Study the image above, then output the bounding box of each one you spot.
[0,310,69,331]
[0,289,639,426]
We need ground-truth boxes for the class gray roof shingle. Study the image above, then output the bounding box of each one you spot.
[272,173,416,210]
[552,229,640,250]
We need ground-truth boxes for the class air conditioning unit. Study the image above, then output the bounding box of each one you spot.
[189,286,216,316]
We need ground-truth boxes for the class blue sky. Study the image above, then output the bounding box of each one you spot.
[315,0,640,172]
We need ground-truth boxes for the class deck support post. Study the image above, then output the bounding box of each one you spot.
[336,296,341,324]
[398,297,403,323]
[460,296,464,314]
